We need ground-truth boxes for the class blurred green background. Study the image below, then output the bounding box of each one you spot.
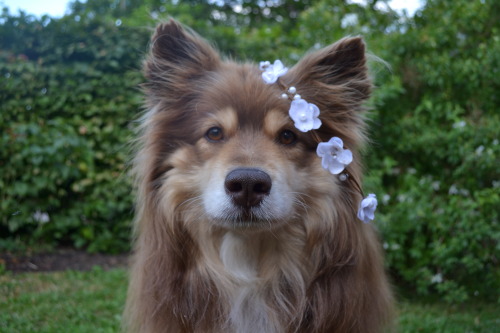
[1,0,499,304]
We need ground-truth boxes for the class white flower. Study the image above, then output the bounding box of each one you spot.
[316,137,353,174]
[431,273,443,284]
[390,243,401,250]
[453,120,466,128]
[33,210,50,224]
[448,184,458,195]
[382,194,391,205]
[432,181,440,191]
[357,193,377,223]
[341,13,358,29]
[288,98,321,132]
[261,60,288,84]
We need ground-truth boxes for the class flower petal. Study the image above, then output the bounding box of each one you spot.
[289,99,308,115]
[310,103,320,117]
[312,118,322,130]
[337,148,353,165]
[273,60,288,75]
[316,142,332,157]
[365,209,375,221]
[357,208,365,221]
[321,154,333,170]
[262,71,277,84]
[328,159,345,174]
[296,120,313,132]
[329,136,343,148]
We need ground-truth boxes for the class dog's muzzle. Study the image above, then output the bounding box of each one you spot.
[224,168,272,209]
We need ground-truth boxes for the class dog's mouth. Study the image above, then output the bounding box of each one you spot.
[211,218,285,233]
[215,207,276,229]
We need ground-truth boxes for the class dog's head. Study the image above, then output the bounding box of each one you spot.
[137,20,371,233]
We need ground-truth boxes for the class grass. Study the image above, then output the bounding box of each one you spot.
[397,299,499,332]
[0,267,127,333]
[1,267,499,332]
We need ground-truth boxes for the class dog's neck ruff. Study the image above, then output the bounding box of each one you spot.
[260,60,378,223]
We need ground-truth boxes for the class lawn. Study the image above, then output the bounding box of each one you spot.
[1,268,498,332]
[1,268,126,332]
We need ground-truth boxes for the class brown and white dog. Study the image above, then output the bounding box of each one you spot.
[124,20,393,333]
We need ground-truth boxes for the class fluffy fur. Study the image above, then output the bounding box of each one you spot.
[125,20,393,333]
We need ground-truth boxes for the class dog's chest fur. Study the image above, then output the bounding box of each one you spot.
[220,232,277,332]
[219,232,304,333]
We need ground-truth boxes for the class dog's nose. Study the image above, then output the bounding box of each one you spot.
[224,168,272,208]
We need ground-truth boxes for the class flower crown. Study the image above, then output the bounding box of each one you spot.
[260,60,377,223]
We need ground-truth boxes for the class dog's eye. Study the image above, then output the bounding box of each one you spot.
[278,129,297,145]
[205,127,224,142]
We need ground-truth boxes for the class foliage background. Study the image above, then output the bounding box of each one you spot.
[1,0,499,302]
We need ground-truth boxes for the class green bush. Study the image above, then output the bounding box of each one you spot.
[0,10,147,253]
[366,0,500,302]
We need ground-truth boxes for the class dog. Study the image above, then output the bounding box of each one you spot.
[124,20,393,333]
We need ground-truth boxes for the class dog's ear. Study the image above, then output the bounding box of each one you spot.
[286,37,371,148]
[288,37,371,109]
[144,20,220,94]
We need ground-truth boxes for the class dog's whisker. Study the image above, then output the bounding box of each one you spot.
[177,195,203,209]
